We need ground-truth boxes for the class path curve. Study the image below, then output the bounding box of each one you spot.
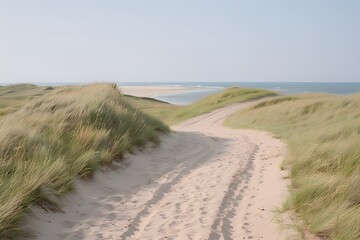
[23,102,291,240]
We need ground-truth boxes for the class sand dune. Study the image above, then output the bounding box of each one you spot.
[23,102,293,240]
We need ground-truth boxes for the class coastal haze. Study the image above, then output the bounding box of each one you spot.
[1,1,360,84]
[0,1,359,240]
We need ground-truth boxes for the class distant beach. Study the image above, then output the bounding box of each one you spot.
[2,82,360,105]
[119,82,360,94]
[119,82,360,105]
[120,85,223,105]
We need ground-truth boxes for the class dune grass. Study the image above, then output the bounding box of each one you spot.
[123,94,179,123]
[0,84,54,116]
[0,85,274,238]
[225,94,360,240]
[0,83,169,238]
[126,87,277,125]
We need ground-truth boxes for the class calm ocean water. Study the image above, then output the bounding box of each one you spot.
[14,81,360,105]
[118,82,360,105]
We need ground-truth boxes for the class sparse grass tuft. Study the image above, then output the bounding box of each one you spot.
[251,96,298,109]
[0,83,168,238]
[225,94,360,240]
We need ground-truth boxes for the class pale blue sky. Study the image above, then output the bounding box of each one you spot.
[0,0,359,83]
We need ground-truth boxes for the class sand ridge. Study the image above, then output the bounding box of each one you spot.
[23,102,293,240]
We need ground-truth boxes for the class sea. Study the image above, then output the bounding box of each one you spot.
[9,81,360,105]
[117,82,360,105]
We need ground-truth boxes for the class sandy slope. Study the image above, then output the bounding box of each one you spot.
[23,102,293,240]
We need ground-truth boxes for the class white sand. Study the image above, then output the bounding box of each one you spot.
[119,86,197,98]
[22,101,296,239]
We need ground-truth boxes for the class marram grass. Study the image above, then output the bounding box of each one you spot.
[0,83,168,238]
[225,94,360,240]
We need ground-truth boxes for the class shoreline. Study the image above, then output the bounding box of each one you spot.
[120,85,225,105]
[119,86,204,98]
[118,82,360,95]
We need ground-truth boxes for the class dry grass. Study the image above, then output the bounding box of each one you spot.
[0,84,54,116]
[0,83,168,238]
[225,94,360,240]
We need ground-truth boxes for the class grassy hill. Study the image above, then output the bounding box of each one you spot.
[0,84,168,238]
[126,87,277,125]
[225,94,360,240]
[0,84,54,116]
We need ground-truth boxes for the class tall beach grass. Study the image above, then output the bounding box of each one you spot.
[225,94,360,240]
[0,83,168,238]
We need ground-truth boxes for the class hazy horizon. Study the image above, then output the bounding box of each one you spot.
[1,1,360,83]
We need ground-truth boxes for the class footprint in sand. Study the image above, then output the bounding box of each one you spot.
[106,212,117,220]
[62,220,76,228]
[57,232,69,238]
[90,201,100,206]
[108,195,123,202]
[104,203,115,211]
[71,229,84,239]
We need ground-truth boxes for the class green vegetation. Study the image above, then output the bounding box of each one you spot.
[123,94,178,123]
[0,84,168,238]
[0,84,54,116]
[0,84,273,238]
[225,94,360,240]
[126,87,277,125]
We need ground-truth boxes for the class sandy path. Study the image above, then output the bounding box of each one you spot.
[23,102,292,240]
